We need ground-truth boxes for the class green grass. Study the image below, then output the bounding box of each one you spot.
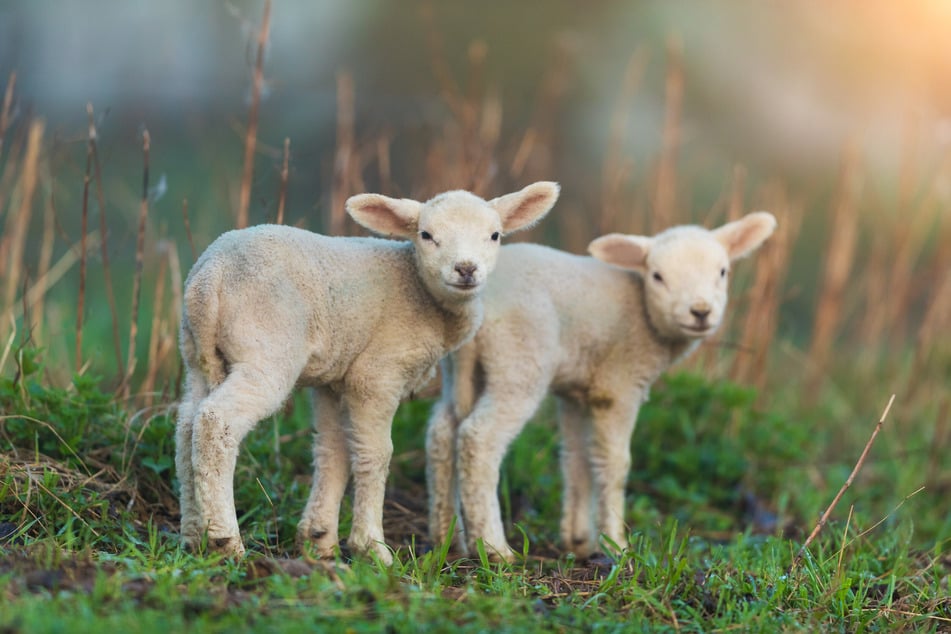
[1,349,949,632]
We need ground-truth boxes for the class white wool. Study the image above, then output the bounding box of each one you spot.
[175,182,559,564]
[425,212,777,561]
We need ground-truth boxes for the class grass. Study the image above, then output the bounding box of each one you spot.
[0,353,948,632]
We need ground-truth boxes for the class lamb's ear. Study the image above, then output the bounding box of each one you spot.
[346,194,422,238]
[588,233,651,274]
[713,211,777,260]
[489,181,560,234]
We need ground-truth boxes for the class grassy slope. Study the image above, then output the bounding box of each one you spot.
[1,357,948,633]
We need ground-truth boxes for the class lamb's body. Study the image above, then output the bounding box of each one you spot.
[426,213,776,561]
[182,227,466,395]
[176,184,559,563]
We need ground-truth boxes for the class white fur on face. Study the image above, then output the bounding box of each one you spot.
[642,227,732,339]
[413,192,504,302]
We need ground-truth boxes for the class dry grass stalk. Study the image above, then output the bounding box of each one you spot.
[329,71,357,236]
[910,263,951,384]
[86,103,124,377]
[599,47,647,235]
[141,242,170,408]
[181,197,196,261]
[276,137,289,225]
[2,120,44,314]
[729,186,801,386]
[376,134,392,194]
[30,181,55,344]
[789,394,895,573]
[652,35,683,232]
[76,119,93,373]
[0,71,15,157]
[122,129,150,398]
[807,141,862,388]
[236,0,272,230]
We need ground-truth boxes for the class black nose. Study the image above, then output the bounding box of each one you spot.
[690,307,711,322]
[455,263,477,279]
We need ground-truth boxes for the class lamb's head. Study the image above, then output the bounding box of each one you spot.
[588,211,777,340]
[346,182,559,304]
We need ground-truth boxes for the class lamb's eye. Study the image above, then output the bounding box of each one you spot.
[420,231,433,241]
[652,272,664,283]
[491,232,500,241]
[720,267,727,278]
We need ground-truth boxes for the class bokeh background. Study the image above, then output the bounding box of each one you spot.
[1,0,948,427]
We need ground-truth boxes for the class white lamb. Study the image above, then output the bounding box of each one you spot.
[426,212,777,561]
[175,182,560,564]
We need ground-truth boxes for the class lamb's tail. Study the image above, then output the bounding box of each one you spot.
[180,262,227,387]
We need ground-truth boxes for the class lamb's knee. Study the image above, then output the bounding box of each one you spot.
[425,402,457,463]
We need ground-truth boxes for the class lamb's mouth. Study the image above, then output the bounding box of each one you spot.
[680,323,715,336]
[449,282,481,292]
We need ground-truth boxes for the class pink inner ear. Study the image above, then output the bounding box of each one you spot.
[590,235,649,271]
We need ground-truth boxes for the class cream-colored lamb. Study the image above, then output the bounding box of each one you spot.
[175,182,559,564]
[426,212,777,561]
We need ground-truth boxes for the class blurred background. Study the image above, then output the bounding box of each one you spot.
[0,0,948,421]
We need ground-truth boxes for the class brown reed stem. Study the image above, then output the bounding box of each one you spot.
[123,129,150,397]
[0,71,15,157]
[76,113,93,373]
[807,141,861,390]
[376,135,392,194]
[653,34,683,232]
[87,103,124,377]
[276,137,289,225]
[32,183,55,342]
[236,0,271,230]
[3,120,43,312]
[142,242,169,408]
[181,197,196,261]
[330,72,355,236]
[790,394,895,573]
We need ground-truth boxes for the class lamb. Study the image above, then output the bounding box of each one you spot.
[175,182,560,564]
[426,211,777,561]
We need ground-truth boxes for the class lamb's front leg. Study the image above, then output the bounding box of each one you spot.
[556,397,595,557]
[588,394,641,555]
[298,387,351,558]
[344,391,400,565]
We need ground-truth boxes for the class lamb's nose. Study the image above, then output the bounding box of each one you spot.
[690,303,711,322]
[455,262,477,278]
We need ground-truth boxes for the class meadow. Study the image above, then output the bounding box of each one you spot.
[1,4,950,631]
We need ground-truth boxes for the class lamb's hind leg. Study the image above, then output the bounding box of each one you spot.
[456,384,548,562]
[191,361,298,555]
[175,371,209,549]
[556,397,596,557]
[426,397,464,553]
[297,387,351,558]
[588,395,641,555]
[344,390,401,565]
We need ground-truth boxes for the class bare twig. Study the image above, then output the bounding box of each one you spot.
[790,394,896,573]
[181,197,196,261]
[0,70,16,157]
[76,109,94,373]
[330,71,356,236]
[276,136,289,225]
[122,129,150,398]
[236,0,271,229]
[87,103,124,377]
[3,120,43,312]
